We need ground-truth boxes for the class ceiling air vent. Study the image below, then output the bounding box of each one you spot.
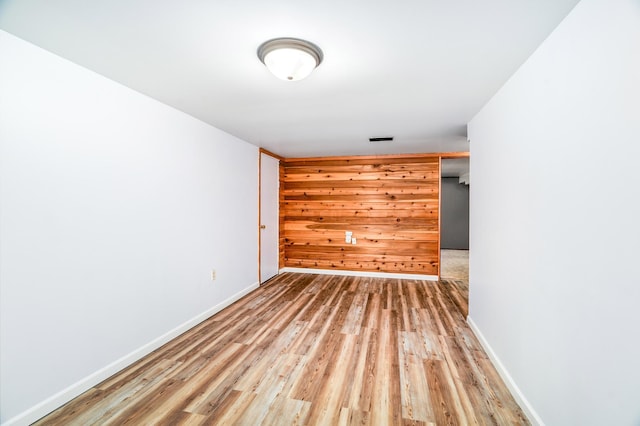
[369,137,394,142]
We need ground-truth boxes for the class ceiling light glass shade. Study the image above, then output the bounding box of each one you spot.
[258,38,323,81]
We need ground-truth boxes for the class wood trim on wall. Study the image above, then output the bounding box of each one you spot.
[259,147,285,161]
[439,151,469,160]
[437,156,442,278]
[257,151,263,284]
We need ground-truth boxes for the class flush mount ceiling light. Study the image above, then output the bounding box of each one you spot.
[257,37,323,81]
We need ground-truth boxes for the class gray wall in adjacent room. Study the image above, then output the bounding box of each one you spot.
[441,178,469,249]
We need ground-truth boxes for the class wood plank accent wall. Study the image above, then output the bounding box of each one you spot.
[281,155,441,275]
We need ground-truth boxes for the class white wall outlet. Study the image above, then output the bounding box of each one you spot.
[351,237,357,245]
[345,231,353,243]
[211,269,216,281]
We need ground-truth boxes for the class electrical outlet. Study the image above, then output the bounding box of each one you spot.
[345,231,352,243]
[351,237,357,245]
[211,270,216,281]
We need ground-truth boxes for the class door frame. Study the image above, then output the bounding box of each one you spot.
[258,148,284,284]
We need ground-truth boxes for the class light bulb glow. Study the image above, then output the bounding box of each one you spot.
[264,48,317,81]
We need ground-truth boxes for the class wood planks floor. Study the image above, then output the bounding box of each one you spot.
[35,273,529,425]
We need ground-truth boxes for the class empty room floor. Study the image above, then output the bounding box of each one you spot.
[35,273,528,425]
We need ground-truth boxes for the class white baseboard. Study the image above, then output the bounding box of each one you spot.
[2,282,260,426]
[279,267,438,281]
[466,316,544,426]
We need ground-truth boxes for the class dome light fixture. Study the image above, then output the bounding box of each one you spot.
[257,37,323,81]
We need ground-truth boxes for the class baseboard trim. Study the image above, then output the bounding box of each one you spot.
[279,267,438,281]
[466,316,545,426]
[2,282,260,426]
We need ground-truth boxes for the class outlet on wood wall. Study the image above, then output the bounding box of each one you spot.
[280,155,440,275]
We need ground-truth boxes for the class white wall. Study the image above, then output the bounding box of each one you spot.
[468,1,640,425]
[0,31,259,424]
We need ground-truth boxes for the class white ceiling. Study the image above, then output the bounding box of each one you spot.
[0,0,579,163]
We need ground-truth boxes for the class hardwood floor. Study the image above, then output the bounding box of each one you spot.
[35,273,528,425]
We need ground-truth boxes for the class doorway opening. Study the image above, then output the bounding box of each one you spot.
[440,158,469,282]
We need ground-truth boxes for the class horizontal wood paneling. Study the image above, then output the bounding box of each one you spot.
[281,155,440,275]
